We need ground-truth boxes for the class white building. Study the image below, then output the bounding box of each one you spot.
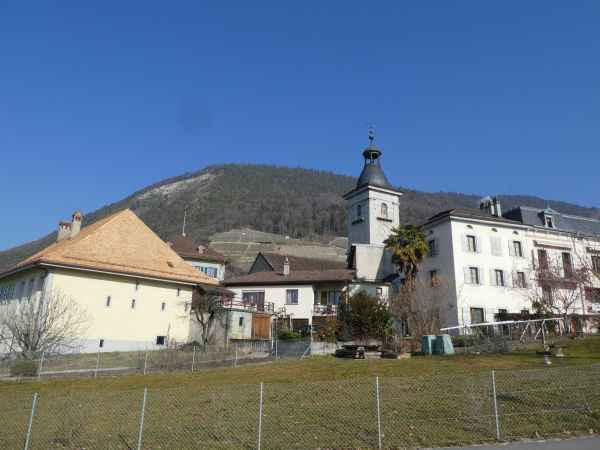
[418,199,600,333]
[0,210,222,353]
[168,234,227,281]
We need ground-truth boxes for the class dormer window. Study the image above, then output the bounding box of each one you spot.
[545,216,554,228]
[380,203,388,219]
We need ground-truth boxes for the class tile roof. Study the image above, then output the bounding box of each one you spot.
[3,209,218,286]
[424,208,523,226]
[225,269,355,286]
[256,252,347,272]
[168,235,226,263]
[504,206,600,237]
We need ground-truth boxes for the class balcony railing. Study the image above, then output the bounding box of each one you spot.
[219,298,274,314]
[313,304,338,316]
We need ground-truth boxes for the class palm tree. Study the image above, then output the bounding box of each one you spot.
[384,224,429,279]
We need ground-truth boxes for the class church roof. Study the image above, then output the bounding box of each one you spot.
[356,160,393,190]
[1,209,218,286]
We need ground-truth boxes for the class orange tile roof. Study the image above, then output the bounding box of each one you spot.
[11,209,218,286]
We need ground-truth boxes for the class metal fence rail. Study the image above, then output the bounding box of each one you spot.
[1,365,598,449]
[0,339,307,380]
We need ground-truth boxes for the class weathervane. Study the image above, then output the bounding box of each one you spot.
[367,123,376,145]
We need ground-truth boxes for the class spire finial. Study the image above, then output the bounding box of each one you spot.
[368,123,375,145]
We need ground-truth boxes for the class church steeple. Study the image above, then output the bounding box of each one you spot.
[343,129,402,248]
[356,129,393,190]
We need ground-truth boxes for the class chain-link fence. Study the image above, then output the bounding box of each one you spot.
[2,365,599,449]
[0,339,311,380]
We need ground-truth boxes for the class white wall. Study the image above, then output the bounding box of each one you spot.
[422,217,600,331]
[353,245,395,282]
[229,284,315,323]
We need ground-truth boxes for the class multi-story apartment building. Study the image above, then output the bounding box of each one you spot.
[419,199,600,333]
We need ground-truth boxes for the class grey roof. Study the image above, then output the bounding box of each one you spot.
[254,252,347,273]
[357,162,393,190]
[504,206,600,236]
[424,208,523,226]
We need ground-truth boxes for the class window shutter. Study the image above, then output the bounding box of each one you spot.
[478,267,485,285]
[475,236,482,253]
[463,267,470,284]
[491,237,502,256]
[461,235,468,252]
[508,241,515,257]
[503,270,509,287]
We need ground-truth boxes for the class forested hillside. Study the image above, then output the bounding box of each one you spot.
[1,164,598,271]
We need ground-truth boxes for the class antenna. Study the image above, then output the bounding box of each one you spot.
[182,207,188,237]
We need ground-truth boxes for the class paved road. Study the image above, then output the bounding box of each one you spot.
[431,436,600,449]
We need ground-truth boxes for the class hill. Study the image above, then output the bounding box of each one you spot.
[1,164,599,272]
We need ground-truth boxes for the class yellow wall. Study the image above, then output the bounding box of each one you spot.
[48,268,194,352]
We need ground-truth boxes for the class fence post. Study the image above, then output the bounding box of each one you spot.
[257,382,264,450]
[94,349,101,379]
[37,352,44,381]
[191,345,196,373]
[23,392,38,450]
[491,370,501,441]
[137,387,148,450]
[143,350,148,375]
[375,376,382,449]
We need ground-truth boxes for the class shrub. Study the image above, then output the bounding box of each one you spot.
[10,360,38,378]
[278,330,302,340]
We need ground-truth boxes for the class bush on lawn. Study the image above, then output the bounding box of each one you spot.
[278,330,302,340]
[10,360,38,377]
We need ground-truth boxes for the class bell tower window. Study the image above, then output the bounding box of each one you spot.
[380,203,388,219]
[356,204,362,220]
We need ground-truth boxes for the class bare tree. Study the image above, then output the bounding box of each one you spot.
[0,289,90,358]
[528,251,591,333]
[190,289,229,346]
[389,276,451,346]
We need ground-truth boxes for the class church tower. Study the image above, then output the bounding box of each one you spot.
[343,131,402,249]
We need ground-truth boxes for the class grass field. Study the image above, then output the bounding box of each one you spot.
[1,337,599,449]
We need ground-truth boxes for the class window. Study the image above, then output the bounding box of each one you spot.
[542,285,553,303]
[286,289,299,305]
[238,316,244,327]
[511,241,523,257]
[428,239,437,257]
[131,299,136,309]
[562,252,573,277]
[429,270,438,286]
[177,288,181,297]
[521,309,530,316]
[466,235,477,252]
[156,336,166,346]
[545,216,554,228]
[470,307,484,324]
[184,302,189,313]
[469,267,480,285]
[105,296,111,307]
[592,255,600,273]
[320,290,342,305]
[515,271,527,288]
[135,281,139,291]
[537,249,549,270]
[242,291,265,311]
[376,287,383,298]
[161,302,166,311]
[380,203,388,218]
[199,266,218,278]
[494,269,505,287]
[357,204,362,219]
[99,339,104,348]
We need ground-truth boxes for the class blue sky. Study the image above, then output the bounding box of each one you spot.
[1,1,599,250]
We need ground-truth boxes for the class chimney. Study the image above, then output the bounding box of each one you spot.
[70,211,83,238]
[492,196,502,217]
[479,196,502,217]
[283,256,290,276]
[57,221,72,242]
